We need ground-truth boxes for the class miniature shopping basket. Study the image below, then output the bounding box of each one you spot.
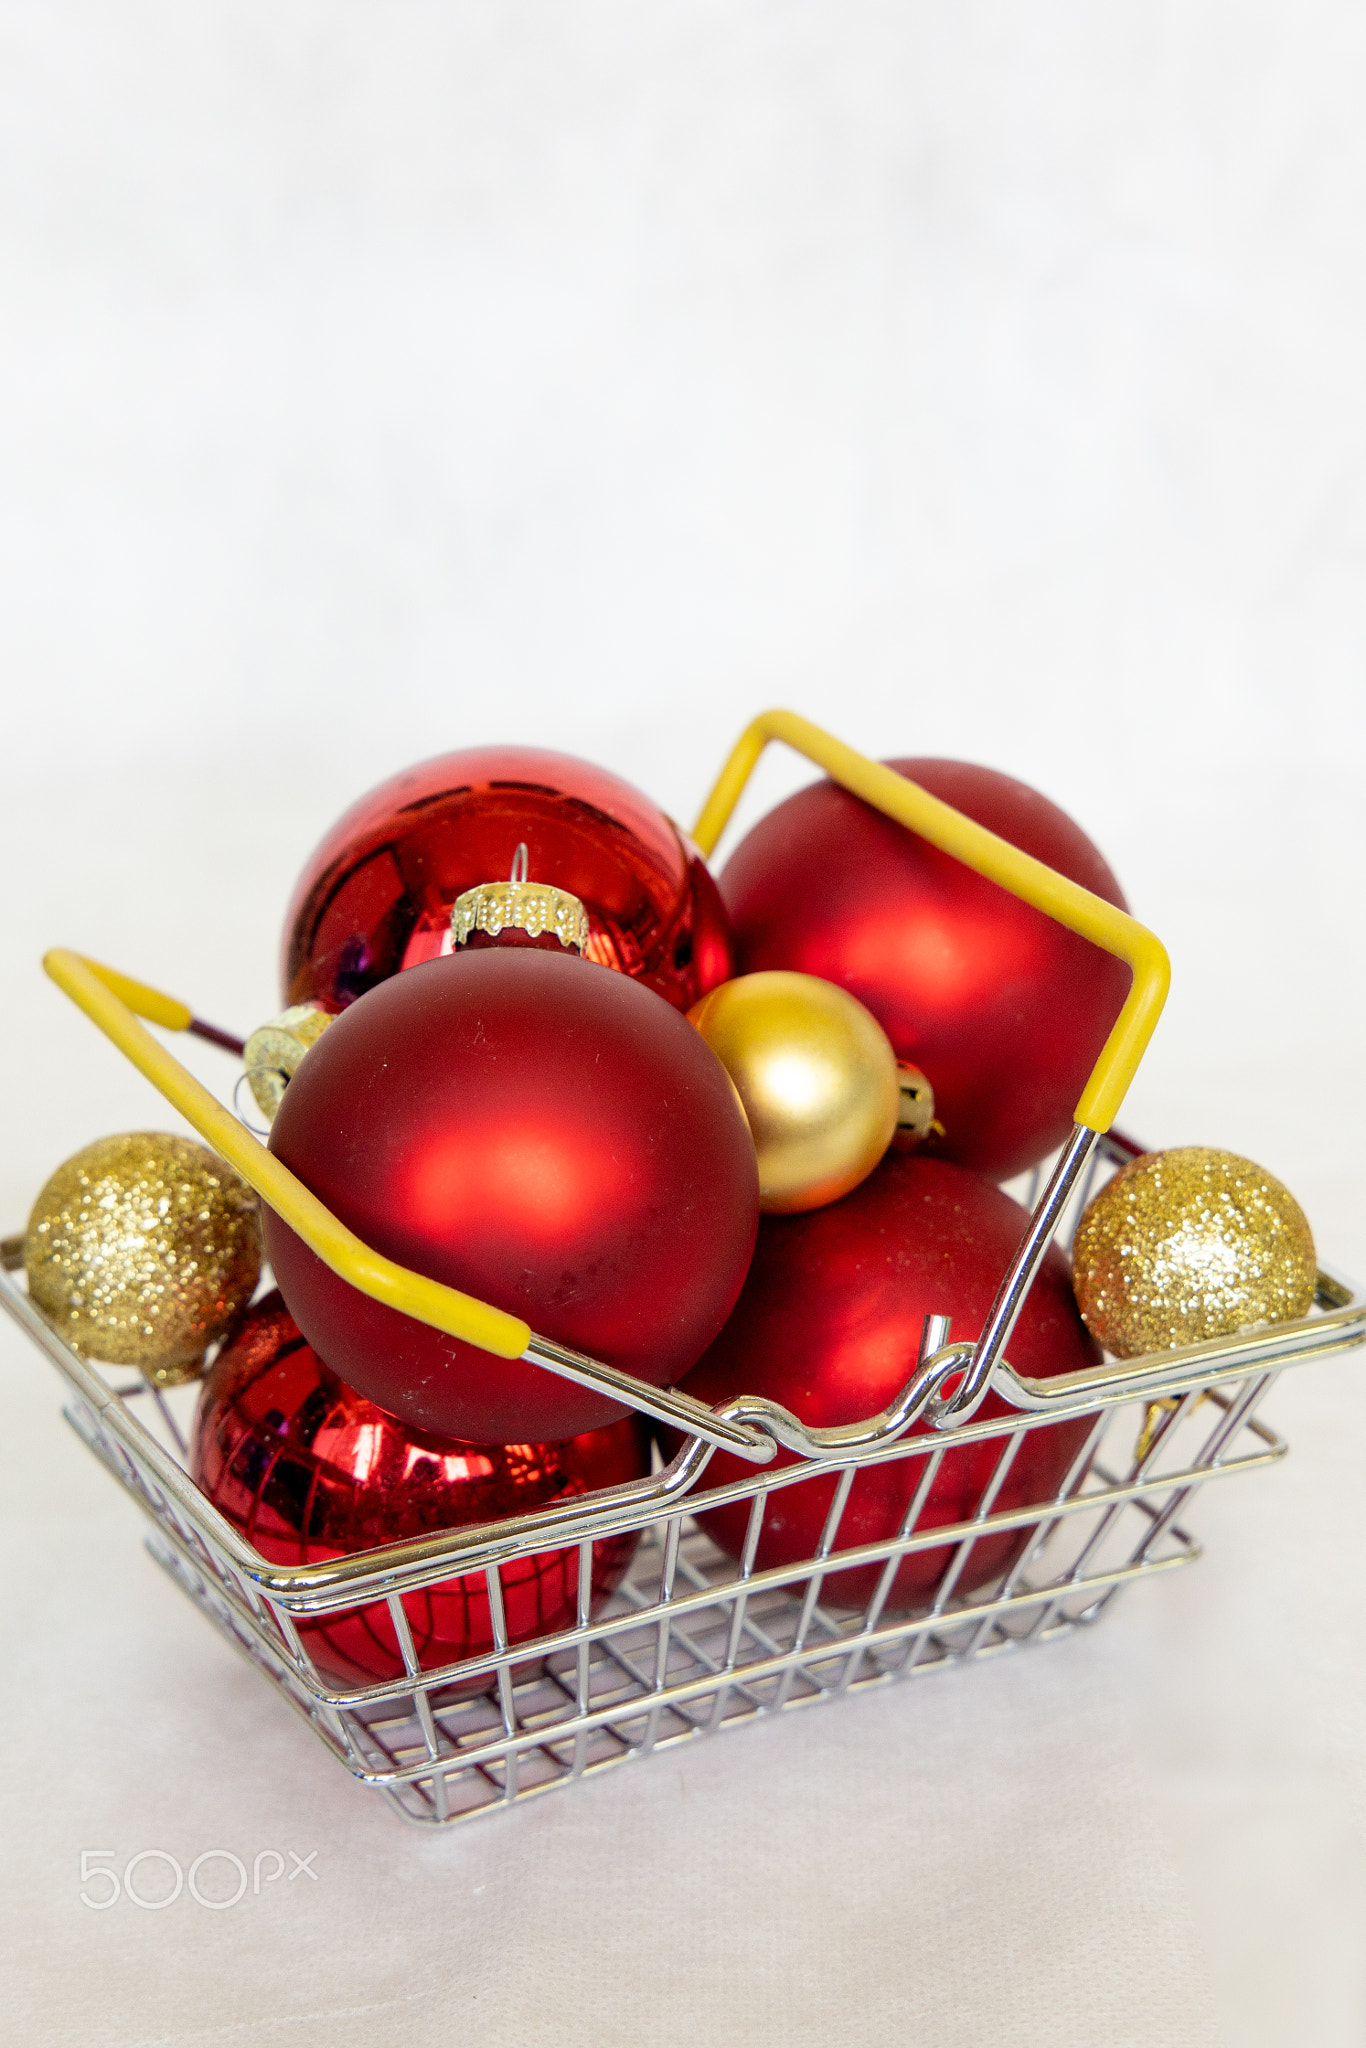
[5,710,1363,1828]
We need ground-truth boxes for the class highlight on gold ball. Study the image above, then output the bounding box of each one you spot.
[1071,1145,1317,1359]
[687,970,900,1213]
[24,1132,261,1385]
[243,1002,335,1123]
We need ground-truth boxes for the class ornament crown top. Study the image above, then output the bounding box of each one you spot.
[450,842,590,955]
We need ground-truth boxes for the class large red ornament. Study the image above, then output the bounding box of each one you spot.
[719,760,1130,1181]
[282,744,732,1014]
[192,1293,649,1688]
[264,947,760,1443]
[670,1154,1099,1612]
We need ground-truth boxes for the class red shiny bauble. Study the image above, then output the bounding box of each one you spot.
[720,760,1130,1181]
[282,744,732,1014]
[670,1154,1099,1612]
[192,1292,650,1688]
[264,947,760,1443]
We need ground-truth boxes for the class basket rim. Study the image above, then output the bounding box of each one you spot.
[3,1252,1360,1609]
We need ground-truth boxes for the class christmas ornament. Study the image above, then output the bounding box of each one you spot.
[264,947,760,1443]
[192,1292,649,1687]
[242,1003,334,1124]
[281,745,733,1014]
[1072,1146,1317,1358]
[25,1133,260,1384]
[668,1154,1099,1611]
[719,759,1131,1181]
[451,841,591,956]
[687,971,899,1213]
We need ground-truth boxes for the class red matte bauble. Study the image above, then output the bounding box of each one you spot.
[669,1154,1099,1612]
[264,947,760,1443]
[192,1292,650,1688]
[281,744,732,1014]
[719,760,1130,1181]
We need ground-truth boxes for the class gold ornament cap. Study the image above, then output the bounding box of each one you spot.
[451,843,589,955]
[244,1002,334,1124]
[688,970,900,1214]
[1071,1145,1317,1359]
[893,1062,939,1148]
[24,1132,261,1384]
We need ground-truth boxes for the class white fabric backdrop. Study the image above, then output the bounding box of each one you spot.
[2,5,1364,2043]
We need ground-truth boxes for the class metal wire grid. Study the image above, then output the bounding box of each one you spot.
[23,1305,1289,1826]
[159,1382,1282,1828]
[4,1134,1363,1829]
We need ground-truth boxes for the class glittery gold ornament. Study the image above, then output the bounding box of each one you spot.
[243,1002,334,1123]
[688,971,899,1213]
[24,1134,261,1384]
[1072,1146,1317,1359]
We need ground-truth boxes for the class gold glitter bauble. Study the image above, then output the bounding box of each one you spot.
[1072,1146,1317,1359]
[24,1134,261,1383]
[688,971,900,1213]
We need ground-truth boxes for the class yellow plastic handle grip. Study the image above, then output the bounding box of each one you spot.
[76,956,195,1033]
[691,709,1169,1134]
[41,949,533,1362]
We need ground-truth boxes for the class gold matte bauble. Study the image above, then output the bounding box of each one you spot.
[688,971,899,1213]
[1072,1146,1317,1359]
[24,1133,261,1383]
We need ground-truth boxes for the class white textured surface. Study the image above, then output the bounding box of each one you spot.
[2,5,1364,2043]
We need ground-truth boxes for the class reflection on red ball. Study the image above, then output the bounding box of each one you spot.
[670,1155,1099,1612]
[264,947,760,1443]
[282,744,732,1015]
[720,760,1130,1181]
[191,1292,650,1688]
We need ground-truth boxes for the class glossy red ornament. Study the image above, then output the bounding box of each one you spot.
[282,744,732,1014]
[192,1292,650,1688]
[264,947,760,1443]
[719,760,1130,1181]
[669,1154,1099,1612]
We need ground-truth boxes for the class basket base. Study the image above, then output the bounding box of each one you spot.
[146,1493,1204,1829]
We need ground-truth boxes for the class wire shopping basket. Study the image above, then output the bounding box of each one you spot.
[5,711,1362,1827]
